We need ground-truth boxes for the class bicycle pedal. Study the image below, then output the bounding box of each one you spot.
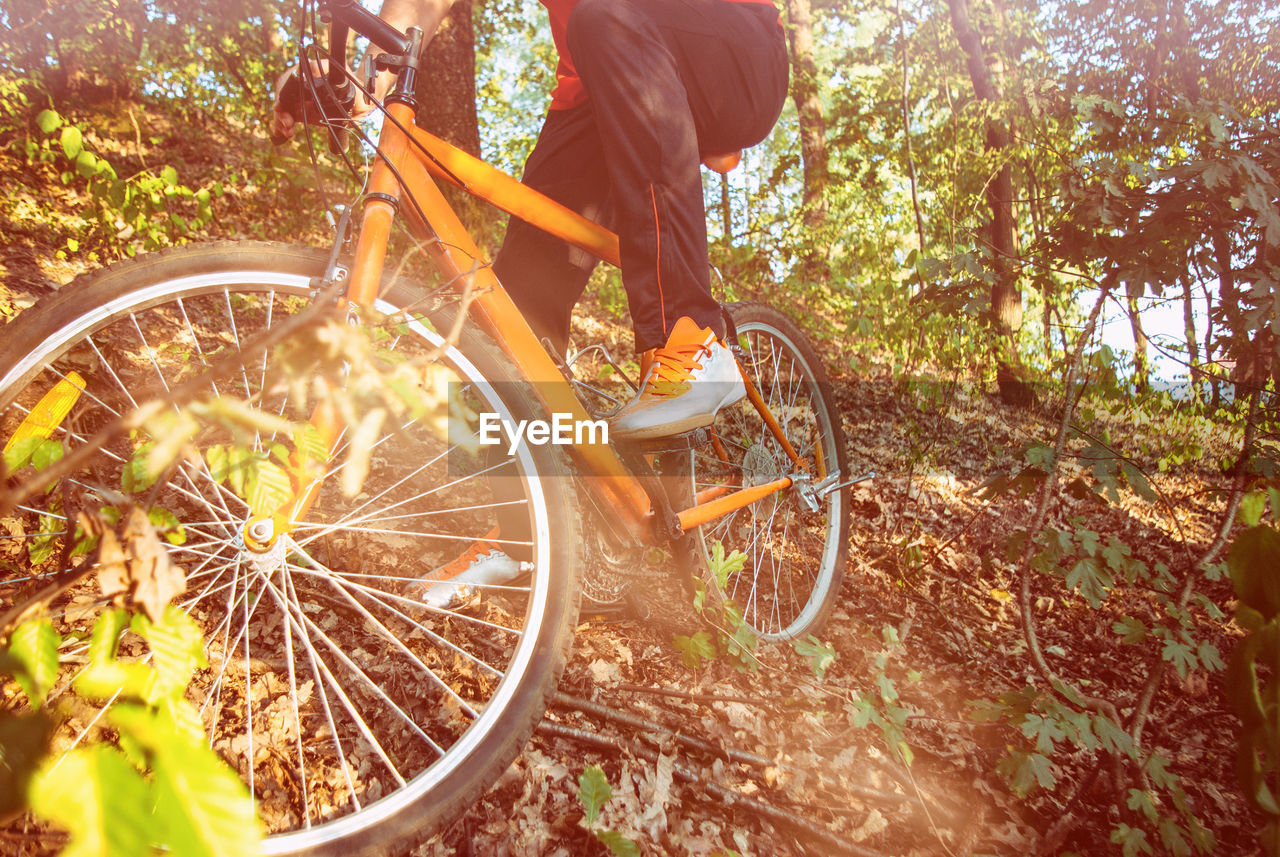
[617,426,711,454]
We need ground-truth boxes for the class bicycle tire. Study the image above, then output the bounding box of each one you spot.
[0,242,581,857]
[687,301,850,641]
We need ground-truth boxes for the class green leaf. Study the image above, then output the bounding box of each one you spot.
[160,165,178,186]
[1229,525,1280,620]
[1076,528,1101,557]
[792,635,836,679]
[8,619,61,706]
[1066,557,1111,606]
[28,514,62,565]
[151,729,261,856]
[723,620,759,673]
[996,750,1056,797]
[1121,462,1157,501]
[1112,616,1147,644]
[110,705,260,856]
[1025,443,1055,467]
[3,435,43,473]
[1020,713,1066,755]
[1158,817,1192,857]
[1162,637,1197,679]
[1197,641,1224,672]
[1241,490,1268,527]
[1093,715,1135,757]
[709,542,747,591]
[75,659,152,701]
[60,125,83,160]
[134,606,207,699]
[149,506,187,545]
[578,765,612,825]
[293,424,329,465]
[30,438,65,471]
[122,442,159,493]
[1110,823,1153,857]
[29,745,156,857]
[1143,754,1178,791]
[75,150,99,179]
[595,830,640,857]
[1126,788,1158,823]
[205,445,230,485]
[673,631,716,670]
[247,459,293,517]
[36,109,62,134]
[90,609,129,664]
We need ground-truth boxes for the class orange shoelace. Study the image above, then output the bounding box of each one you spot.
[644,342,712,398]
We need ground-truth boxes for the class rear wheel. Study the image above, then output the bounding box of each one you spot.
[0,242,581,856]
[688,302,850,641]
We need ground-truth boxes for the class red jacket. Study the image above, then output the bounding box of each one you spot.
[540,0,778,110]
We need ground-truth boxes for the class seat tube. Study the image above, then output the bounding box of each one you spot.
[346,102,417,309]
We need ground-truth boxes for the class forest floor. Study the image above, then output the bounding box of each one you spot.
[0,118,1261,856]
[389,301,1259,857]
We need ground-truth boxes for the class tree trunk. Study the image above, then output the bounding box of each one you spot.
[783,0,829,275]
[1209,227,1236,410]
[1127,295,1150,394]
[418,0,480,157]
[415,0,483,233]
[945,0,1032,406]
[1182,277,1201,405]
[897,0,926,262]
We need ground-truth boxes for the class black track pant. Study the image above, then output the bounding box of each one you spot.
[491,0,789,354]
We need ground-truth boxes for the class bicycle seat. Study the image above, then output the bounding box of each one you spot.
[701,150,742,174]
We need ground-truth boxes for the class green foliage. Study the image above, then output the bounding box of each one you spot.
[792,635,837,680]
[576,766,640,856]
[577,765,612,826]
[973,683,1214,852]
[673,630,716,670]
[18,108,221,257]
[845,625,915,766]
[7,620,60,707]
[1228,521,1280,849]
[2,605,261,857]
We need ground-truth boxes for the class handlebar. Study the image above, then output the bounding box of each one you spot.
[270,0,415,150]
[324,0,412,56]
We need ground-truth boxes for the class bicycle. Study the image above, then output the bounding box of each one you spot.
[0,3,853,854]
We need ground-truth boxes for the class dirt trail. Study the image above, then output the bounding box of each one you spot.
[406,353,1255,857]
[0,227,1254,854]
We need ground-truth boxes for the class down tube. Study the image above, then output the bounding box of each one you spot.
[391,129,652,538]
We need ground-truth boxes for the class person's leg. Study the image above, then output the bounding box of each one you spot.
[492,104,612,356]
[565,0,789,351]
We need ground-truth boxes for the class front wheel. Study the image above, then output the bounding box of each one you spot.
[688,302,851,641]
[0,242,581,856]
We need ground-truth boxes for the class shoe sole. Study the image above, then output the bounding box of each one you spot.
[611,383,747,441]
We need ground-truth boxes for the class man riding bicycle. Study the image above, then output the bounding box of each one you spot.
[274,0,789,442]
[273,0,789,602]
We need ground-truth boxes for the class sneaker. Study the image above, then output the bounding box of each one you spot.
[409,526,520,609]
[610,317,746,441]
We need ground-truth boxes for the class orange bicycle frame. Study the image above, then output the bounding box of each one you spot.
[341,100,806,546]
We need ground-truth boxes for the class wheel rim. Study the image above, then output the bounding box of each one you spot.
[0,267,559,848]
[691,319,844,640]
